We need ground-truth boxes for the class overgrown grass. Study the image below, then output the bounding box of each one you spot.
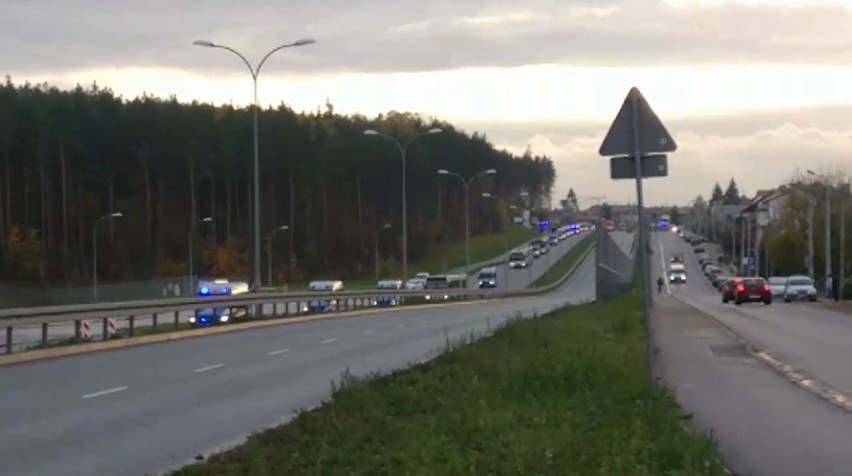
[171,288,728,476]
[530,234,594,288]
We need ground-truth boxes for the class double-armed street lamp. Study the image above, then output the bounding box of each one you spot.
[92,211,124,301]
[437,168,497,275]
[364,127,442,282]
[265,225,289,287]
[193,37,316,292]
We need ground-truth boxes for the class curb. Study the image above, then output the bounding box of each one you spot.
[0,300,481,367]
[670,295,852,414]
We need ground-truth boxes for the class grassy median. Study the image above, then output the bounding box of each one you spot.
[171,287,728,476]
[530,234,594,288]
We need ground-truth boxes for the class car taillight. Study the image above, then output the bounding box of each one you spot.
[736,284,745,292]
[763,284,770,292]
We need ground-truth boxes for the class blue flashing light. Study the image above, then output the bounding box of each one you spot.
[200,286,210,295]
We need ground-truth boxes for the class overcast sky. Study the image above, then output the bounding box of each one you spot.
[5,0,852,205]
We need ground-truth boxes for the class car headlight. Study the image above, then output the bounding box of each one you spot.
[189,316,196,324]
[220,315,229,323]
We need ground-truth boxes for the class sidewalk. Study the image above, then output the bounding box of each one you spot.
[651,294,852,476]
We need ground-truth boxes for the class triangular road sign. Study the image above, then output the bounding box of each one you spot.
[599,87,677,157]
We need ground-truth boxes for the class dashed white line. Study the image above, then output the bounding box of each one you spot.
[362,330,374,335]
[268,349,289,356]
[320,338,338,344]
[193,363,225,373]
[82,386,128,399]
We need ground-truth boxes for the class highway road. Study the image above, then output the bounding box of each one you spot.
[0,249,597,476]
[651,230,852,475]
[464,231,588,290]
[3,232,589,351]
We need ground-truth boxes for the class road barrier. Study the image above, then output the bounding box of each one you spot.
[0,236,595,356]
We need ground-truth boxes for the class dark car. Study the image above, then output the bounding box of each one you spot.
[732,277,772,305]
[721,277,740,303]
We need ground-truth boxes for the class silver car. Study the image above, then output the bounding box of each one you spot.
[767,276,787,298]
[783,275,818,302]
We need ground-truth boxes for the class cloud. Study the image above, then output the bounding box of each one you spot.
[474,106,852,206]
[2,0,851,76]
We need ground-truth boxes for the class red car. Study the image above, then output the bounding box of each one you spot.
[733,277,772,305]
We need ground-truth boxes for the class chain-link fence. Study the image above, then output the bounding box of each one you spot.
[595,228,637,301]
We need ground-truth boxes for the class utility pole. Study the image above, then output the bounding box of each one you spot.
[826,183,832,282]
[807,195,816,279]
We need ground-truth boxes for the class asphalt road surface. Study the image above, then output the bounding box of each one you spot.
[0,251,597,476]
[4,233,589,351]
[651,230,852,476]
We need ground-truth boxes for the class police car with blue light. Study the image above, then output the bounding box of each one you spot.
[477,267,498,288]
[303,280,344,313]
[190,279,251,326]
[374,279,403,306]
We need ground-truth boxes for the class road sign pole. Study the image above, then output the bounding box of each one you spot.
[599,87,677,384]
[630,96,654,381]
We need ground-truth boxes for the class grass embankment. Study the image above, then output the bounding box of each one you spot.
[531,234,594,288]
[412,225,538,274]
[172,288,728,476]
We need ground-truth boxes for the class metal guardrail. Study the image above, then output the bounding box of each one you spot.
[0,236,594,354]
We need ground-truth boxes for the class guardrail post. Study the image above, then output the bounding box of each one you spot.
[102,317,109,341]
[41,323,48,347]
[128,316,135,337]
[174,311,179,329]
[5,326,12,354]
[284,301,289,316]
[152,313,158,330]
[273,302,278,316]
[74,320,81,342]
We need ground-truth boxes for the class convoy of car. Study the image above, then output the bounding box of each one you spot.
[679,231,820,306]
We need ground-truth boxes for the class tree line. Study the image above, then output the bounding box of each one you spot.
[0,77,556,285]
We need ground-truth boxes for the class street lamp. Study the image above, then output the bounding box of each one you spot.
[364,127,442,282]
[437,168,498,275]
[193,37,316,293]
[92,211,123,301]
[374,223,392,281]
[188,217,213,291]
[482,192,513,288]
[265,225,289,287]
[808,169,832,287]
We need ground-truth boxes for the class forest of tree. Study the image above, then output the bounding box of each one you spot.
[0,77,556,285]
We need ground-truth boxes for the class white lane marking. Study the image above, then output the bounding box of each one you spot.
[362,330,374,335]
[82,386,128,399]
[320,338,338,344]
[268,348,289,356]
[193,363,225,373]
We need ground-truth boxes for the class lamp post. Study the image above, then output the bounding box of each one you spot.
[482,192,512,289]
[92,211,123,302]
[374,223,392,281]
[188,217,213,291]
[265,225,289,287]
[437,168,498,275]
[364,127,442,282]
[193,37,316,293]
[808,169,831,288]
